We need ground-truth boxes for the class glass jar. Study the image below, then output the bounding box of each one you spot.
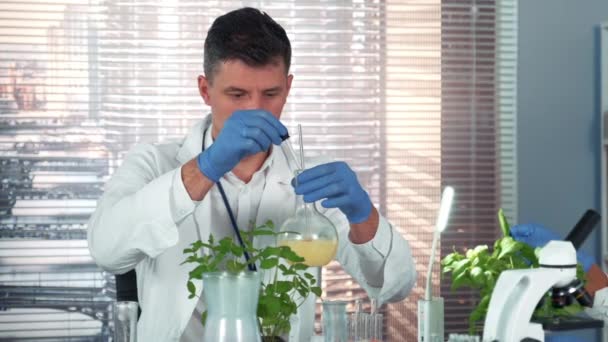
[202,271,262,342]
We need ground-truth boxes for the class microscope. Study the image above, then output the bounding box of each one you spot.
[482,240,593,342]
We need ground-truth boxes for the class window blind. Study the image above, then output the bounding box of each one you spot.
[438,0,518,335]
[0,0,516,339]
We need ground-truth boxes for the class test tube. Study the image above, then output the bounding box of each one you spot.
[370,313,383,342]
[359,313,371,342]
[350,299,363,341]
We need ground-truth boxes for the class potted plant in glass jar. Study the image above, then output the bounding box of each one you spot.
[181,220,322,341]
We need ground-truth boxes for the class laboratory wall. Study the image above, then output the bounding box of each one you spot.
[518,0,608,340]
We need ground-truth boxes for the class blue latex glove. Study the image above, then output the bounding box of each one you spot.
[510,223,596,272]
[196,109,287,182]
[292,161,372,224]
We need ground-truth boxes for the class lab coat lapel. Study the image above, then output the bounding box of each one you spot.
[175,115,211,165]
[255,147,296,235]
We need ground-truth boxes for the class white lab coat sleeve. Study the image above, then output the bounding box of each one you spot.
[87,143,196,274]
[328,208,416,305]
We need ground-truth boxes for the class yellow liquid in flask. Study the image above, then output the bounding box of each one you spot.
[279,239,338,267]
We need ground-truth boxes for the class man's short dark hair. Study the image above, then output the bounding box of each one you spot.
[204,7,292,82]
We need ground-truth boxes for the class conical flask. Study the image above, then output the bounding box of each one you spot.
[277,183,338,267]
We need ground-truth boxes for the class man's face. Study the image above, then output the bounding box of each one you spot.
[198,59,293,139]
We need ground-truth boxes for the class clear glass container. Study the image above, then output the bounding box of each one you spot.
[277,191,338,267]
[323,300,348,342]
[202,271,262,342]
[277,125,339,267]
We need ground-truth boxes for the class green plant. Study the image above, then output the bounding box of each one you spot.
[441,209,585,334]
[181,220,322,339]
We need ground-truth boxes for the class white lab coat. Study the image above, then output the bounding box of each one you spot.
[87,115,416,341]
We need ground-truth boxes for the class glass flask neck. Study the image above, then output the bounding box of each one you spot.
[295,193,320,214]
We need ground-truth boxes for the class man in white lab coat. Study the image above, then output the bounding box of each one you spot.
[87,7,416,341]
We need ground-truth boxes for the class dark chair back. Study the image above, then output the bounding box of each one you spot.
[115,269,141,318]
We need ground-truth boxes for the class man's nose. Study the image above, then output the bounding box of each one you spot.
[242,94,264,110]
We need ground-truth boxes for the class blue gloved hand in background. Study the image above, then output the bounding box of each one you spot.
[546,333,588,342]
[293,161,372,224]
[197,109,287,182]
[510,223,596,272]
[510,223,560,247]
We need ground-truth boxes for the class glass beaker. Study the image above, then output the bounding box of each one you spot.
[277,192,338,267]
[202,271,262,342]
[323,300,348,342]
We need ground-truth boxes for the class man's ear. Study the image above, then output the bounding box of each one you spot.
[198,75,212,105]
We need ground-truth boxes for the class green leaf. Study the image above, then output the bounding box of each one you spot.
[265,220,275,229]
[183,240,204,254]
[468,294,490,334]
[189,265,208,280]
[275,281,294,294]
[210,253,226,268]
[519,244,538,266]
[555,302,583,316]
[257,297,268,318]
[498,208,510,237]
[264,295,282,316]
[181,254,198,265]
[576,263,586,283]
[261,247,282,258]
[497,237,522,259]
[230,244,244,257]
[441,252,463,267]
[226,259,246,273]
[492,239,502,258]
[451,259,471,277]
[187,280,196,298]
[465,249,474,259]
[442,265,454,274]
[469,247,490,267]
[260,258,279,269]
[252,229,276,236]
[218,238,234,253]
[279,247,305,263]
[469,266,484,286]
[201,310,208,326]
[451,272,473,291]
[311,286,322,297]
[292,262,309,271]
